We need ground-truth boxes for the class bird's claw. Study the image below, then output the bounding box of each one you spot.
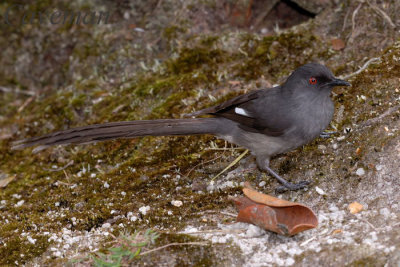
[275,180,310,193]
[319,131,337,138]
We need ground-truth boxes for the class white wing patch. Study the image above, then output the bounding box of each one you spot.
[235,107,251,117]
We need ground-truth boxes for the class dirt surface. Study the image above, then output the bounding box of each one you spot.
[0,0,399,266]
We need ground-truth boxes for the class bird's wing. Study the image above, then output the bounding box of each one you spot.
[186,88,289,136]
[185,89,261,117]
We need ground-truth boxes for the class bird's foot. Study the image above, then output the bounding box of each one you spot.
[275,180,310,193]
[319,131,337,138]
[263,165,311,193]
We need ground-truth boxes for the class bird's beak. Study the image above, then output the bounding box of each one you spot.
[329,78,351,87]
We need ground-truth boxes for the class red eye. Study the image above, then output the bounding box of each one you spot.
[309,77,317,85]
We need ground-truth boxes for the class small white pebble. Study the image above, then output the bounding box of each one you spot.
[134,27,145,32]
[328,204,339,212]
[102,223,111,228]
[90,173,96,178]
[286,258,295,266]
[337,136,346,141]
[259,181,266,187]
[27,236,36,244]
[15,200,25,207]
[375,165,383,171]
[104,182,110,188]
[332,143,338,149]
[356,168,365,176]
[121,191,126,196]
[139,206,150,215]
[315,186,326,195]
[171,200,183,207]
[130,216,138,222]
[246,225,266,237]
[70,184,77,189]
[379,208,391,219]
[55,202,60,207]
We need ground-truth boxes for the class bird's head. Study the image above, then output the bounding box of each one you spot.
[284,63,350,94]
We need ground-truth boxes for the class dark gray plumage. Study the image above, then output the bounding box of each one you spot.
[12,63,350,191]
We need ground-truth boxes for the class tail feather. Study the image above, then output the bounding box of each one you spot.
[12,118,221,151]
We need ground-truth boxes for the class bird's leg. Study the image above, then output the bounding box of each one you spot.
[256,157,310,192]
[319,131,337,138]
[264,166,310,193]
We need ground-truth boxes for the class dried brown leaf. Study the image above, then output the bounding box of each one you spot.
[233,183,318,236]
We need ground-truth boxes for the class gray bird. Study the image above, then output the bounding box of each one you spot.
[12,63,350,191]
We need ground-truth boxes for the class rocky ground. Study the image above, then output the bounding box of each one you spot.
[0,0,399,266]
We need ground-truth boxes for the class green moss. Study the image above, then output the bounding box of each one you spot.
[163,25,187,40]
[200,35,220,46]
[0,234,49,265]
[233,31,328,80]
[133,232,216,266]
[166,47,225,75]
[347,257,386,267]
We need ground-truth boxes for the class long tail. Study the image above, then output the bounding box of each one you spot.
[12,118,222,152]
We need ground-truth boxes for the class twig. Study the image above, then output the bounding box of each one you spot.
[341,8,351,32]
[359,104,400,128]
[18,95,36,113]
[204,147,244,151]
[352,214,378,231]
[0,86,36,96]
[183,229,245,235]
[141,242,208,255]
[44,160,74,172]
[300,236,316,247]
[211,149,249,181]
[367,1,396,28]
[339,57,381,80]
[63,169,71,183]
[185,154,224,178]
[349,3,362,43]
[220,211,237,217]
[56,180,74,186]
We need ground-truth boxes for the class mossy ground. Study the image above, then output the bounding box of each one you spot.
[0,0,399,265]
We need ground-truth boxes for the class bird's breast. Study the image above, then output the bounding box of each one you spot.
[289,96,334,143]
